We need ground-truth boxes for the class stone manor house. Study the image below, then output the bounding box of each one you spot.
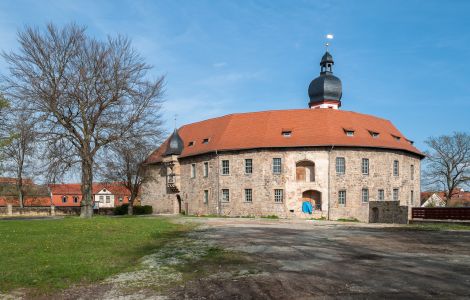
[141,51,424,222]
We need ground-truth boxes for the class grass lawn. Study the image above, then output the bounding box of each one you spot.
[0,216,189,294]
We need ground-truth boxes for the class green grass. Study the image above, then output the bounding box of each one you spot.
[409,223,470,231]
[336,218,360,222]
[261,215,279,219]
[0,216,190,293]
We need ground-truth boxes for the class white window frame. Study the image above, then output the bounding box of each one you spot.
[99,195,104,203]
[362,188,369,203]
[222,189,230,202]
[106,195,111,203]
[274,189,283,203]
[378,189,384,201]
[191,163,196,178]
[393,188,399,201]
[338,190,346,205]
[393,160,399,176]
[336,157,345,174]
[221,160,230,175]
[362,158,369,175]
[245,159,253,174]
[273,158,282,174]
[244,189,253,202]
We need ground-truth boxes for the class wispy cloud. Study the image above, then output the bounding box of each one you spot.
[213,62,227,68]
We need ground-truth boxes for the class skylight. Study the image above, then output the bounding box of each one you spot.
[369,131,380,138]
[391,134,401,141]
[282,130,292,137]
[188,141,194,147]
[343,128,355,137]
[202,138,209,144]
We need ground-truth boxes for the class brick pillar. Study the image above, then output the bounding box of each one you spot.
[7,204,12,216]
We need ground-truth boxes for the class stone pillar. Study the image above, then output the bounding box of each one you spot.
[50,205,55,216]
[7,204,12,216]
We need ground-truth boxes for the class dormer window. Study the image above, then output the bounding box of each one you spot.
[281,130,292,137]
[391,134,401,141]
[405,138,414,145]
[369,131,380,138]
[188,141,194,147]
[343,128,355,137]
[202,138,209,144]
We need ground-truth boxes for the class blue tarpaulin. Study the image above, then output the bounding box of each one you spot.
[302,201,313,214]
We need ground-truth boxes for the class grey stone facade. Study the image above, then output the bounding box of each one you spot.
[141,147,421,223]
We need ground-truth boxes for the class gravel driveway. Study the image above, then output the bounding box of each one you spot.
[169,218,470,299]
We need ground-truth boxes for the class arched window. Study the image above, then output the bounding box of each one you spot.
[73,196,79,203]
[296,161,315,182]
[302,190,322,210]
[62,196,67,203]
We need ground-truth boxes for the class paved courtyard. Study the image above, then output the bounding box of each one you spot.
[169,218,470,299]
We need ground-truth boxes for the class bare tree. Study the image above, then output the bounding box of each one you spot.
[423,132,470,204]
[1,23,164,217]
[98,135,162,215]
[1,108,38,208]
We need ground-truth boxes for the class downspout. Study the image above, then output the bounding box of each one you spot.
[327,145,335,220]
[216,150,221,216]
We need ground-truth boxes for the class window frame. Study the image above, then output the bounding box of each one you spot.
[336,157,346,175]
[393,160,399,176]
[73,196,79,204]
[221,160,230,175]
[361,158,369,175]
[272,158,282,174]
[274,189,284,203]
[361,188,369,203]
[221,189,230,202]
[393,188,399,201]
[106,195,111,203]
[244,188,253,203]
[410,164,414,180]
[191,163,196,178]
[62,196,67,203]
[245,159,253,174]
[203,162,209,177]
[378,189,384,201]
[203,190,209,204]
[338,190,346,205]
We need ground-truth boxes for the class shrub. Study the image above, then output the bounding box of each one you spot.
[261,215,279,219]
[113,204,153,215]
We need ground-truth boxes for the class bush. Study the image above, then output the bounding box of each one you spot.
[113,204,153,215]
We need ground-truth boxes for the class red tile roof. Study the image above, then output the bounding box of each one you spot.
[49,183,131,196]
[147,109,423,163]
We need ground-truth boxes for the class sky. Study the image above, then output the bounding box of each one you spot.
[0,0,469,152]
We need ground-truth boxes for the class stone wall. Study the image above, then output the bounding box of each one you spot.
[141,146,421,222]
[328,148,421,222]
[368,201,408,224]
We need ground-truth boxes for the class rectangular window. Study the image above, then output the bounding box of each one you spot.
[410,164,414,180]
[393,188,399,201]
[274,189,284,203]
[244,189,253,202]
[338,190,346,205]
[222,189,230,202]
[106,195,111,203]
[362,158,369,175]
[203,162,209,177]
[191,163,196,178]
[203,190,209,204]
[336,157,345,174]
[62,196,67,203]
[410,190,414,205]
[99,195,104,203]
[222,160,230,175]
[362,188,369,203]
[393,160,399,176]
[378,189,384,201]
[245,159,253,174]
[273,158,282,174]
[118,197,123,203]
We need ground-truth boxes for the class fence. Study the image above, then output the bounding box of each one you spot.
[412,207,470,220]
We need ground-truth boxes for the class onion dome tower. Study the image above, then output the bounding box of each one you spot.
[308,51,342,109]
[164,128,184,156]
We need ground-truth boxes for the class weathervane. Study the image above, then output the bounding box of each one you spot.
[325,34,334,51]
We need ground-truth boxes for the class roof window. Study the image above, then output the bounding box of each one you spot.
[188,141,194,147]
[369,131,380,138]
[281,129,292,137]
[391,134,401,141]
[343,128,355,137]
[202,138,209,144]
[405,138,414,145]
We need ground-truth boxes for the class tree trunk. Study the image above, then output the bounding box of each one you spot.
[17,174,24,208]
[80,157,94,218]
[128,199,133,215]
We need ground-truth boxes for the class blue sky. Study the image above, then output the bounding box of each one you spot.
[0,0,469,151]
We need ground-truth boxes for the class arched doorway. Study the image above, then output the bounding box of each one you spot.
[302,190,322,210]
[296,161,315,182]
[176,194,182,214]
